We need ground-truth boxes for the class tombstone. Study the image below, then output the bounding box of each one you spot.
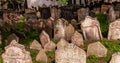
[36,11,41,19]
[65,24,75,41]
[77,8,89,21]
[71,31,83,46]
[101,4,109,14]
[2,40,33,63]
[40,30,51,47]
[36,49,48,62]
[44,41,56,51]
[55,43,86,63]
[26,12,37,22]
[50,7,58,20]
[71,19,77,27]
[44,17,54,38]
[108,19,120,40]
[81,16,102,40]
[108,6,116,22]
[109,52,120,63]
[57,38,69,49]
[3,12,10,23]
[54,19,68,40]
[30,40,42,50]
[7,33,19,44]
[87,42,107,57]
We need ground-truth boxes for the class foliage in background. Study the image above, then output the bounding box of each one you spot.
[96,14,109,37]
[59,0,68,5]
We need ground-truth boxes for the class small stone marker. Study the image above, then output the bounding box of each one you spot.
[30,40,42,50]
[7,33,19,44]
[44,41,56,51]
[71,31,84,46]
[87,42,107,57]
[36,49,48,62]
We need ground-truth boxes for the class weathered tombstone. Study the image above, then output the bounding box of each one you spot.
[40,30,50,47]
[71,31,83,46]
[57,38,69,49]
[65,24,75,41]
[30,40,42,50]
[81,16,102,40]
[44,41,56,51]
[26,12,37,22]
[36,49,48,62]
[36,11,41,19]
[7,33,19,44]
[108,19,120,40]
[50,7,58,20]
[71,19,77,27]
[44,17,54,38]
[108,6,116,22]
[87,42,107,57]
[77,8,89,21]
[55,43,86,63]
[101,4,109,14]
[3,12,10,23]
[109,52,120,63]
[54,19,68,40]
[2,40,33,63]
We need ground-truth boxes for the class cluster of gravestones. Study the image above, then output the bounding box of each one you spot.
[1,15,120,63]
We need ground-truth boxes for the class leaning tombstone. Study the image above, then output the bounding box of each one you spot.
[6,33,19,44]
[71,31,84,46]
[109,52,120,63]
[55,43,86,63]
[36,49,48,62]
[44,41,56,51]
[2,40,33,63]
[57,38,69,49]
[30,40,42,50]
[81,16,102,40]
[77,8,89,21]
[108,6,116,22]
[108,19,120,40]
[87,42,107,57]
[40,30,51,47]
[65,24,75,41]
[54,19,67,40]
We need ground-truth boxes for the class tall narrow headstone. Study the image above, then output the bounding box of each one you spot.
[71,31,84,46]
[81,16,102,40]
[40,30,50,47]
[65,24,75,41]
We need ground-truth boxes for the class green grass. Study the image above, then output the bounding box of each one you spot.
[101,40,120,52]
[0,58,3,63]
[96,14,109,37]
[87,55,98,63]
